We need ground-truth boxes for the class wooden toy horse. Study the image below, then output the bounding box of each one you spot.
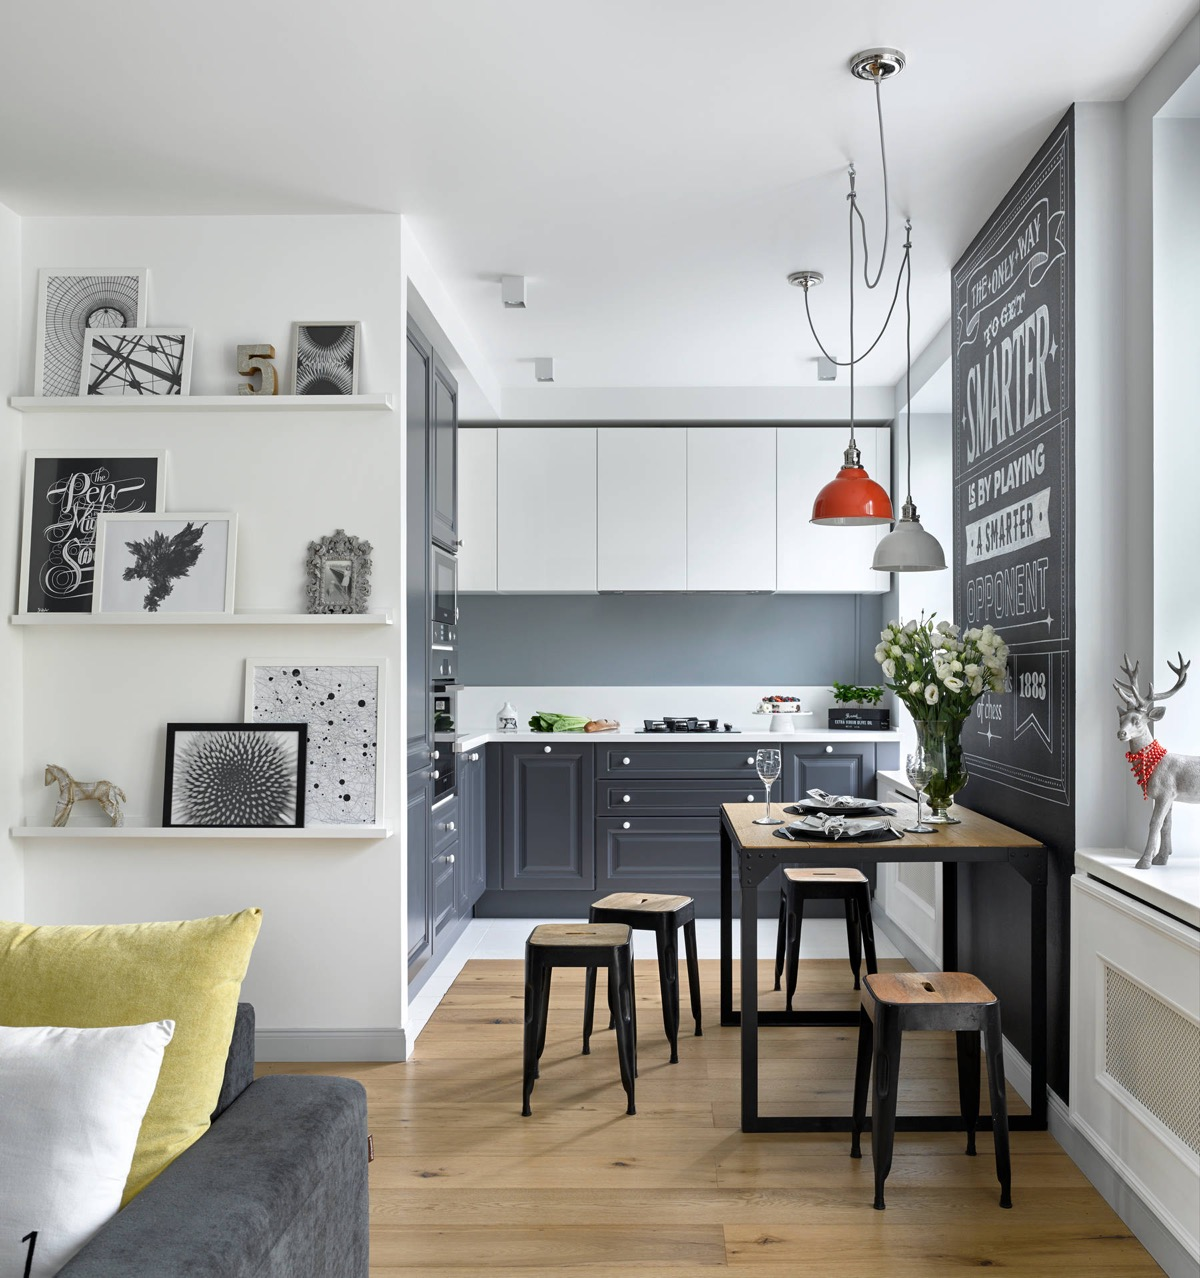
[44,764,127,827]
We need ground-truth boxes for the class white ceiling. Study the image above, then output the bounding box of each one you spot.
[0,2,1193,398]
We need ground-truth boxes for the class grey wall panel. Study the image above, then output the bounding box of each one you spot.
[458,593,885,686]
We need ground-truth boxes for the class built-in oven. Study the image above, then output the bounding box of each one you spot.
[431,693,456,800]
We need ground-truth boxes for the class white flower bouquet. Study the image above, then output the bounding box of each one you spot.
[873,617,1010,818]
[874,617,1009,721]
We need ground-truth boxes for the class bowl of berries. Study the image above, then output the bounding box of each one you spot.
[755,695,813,717]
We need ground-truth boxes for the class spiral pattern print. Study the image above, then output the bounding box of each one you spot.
[293,324,357,395]
[171,729,300,826]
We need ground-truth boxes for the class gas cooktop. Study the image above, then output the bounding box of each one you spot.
[638,718,739,734]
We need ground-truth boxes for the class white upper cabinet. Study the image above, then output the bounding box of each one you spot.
[776,426,891,593]
[597,427,687,591]
[685,427,777,591]
[458,427,497,592]
[496,427,598,592]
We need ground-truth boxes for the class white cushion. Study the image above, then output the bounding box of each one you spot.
[0,1020,175,1277]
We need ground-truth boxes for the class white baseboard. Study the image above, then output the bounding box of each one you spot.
[254,1027,407,1063]
[1050,1094,1199,1278]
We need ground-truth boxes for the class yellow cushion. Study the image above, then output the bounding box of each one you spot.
[0,908,262,1203]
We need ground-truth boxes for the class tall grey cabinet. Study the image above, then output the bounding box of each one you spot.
[406,318,462,993]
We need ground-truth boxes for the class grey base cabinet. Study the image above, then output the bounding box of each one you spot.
[458,748,487,912]
[479,740,880,917]
[502,744,595,891]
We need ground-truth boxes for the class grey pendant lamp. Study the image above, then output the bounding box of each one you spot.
[872,223,947,573]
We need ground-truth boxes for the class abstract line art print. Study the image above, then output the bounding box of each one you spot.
[35,269,148,396]
[164,723,307,828]
[19,451,166,614]
[81,327,193,396]
[290,321,361,395]
[94,512,236,614]
[245,660,385,825]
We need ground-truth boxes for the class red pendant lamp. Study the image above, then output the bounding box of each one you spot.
[811,440,894,525]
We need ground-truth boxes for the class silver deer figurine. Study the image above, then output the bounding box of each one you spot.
[1113,653,1199,869]
[44,764,127,828]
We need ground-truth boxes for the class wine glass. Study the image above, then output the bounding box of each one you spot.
[905,748,934,833]
[753,748,783,825]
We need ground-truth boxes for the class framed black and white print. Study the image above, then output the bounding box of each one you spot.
[19,451,166,614]
[81,327,193,396]
[290,321,361,395]
[94,512,236,614]
[163,723,307,828]
[35,268,148,397]
[245,660,386,825]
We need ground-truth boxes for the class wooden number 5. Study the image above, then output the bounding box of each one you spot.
[237,344,279,396]
[22,1231,38,1278]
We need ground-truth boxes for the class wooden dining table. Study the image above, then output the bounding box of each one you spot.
[718,799,1048,1134]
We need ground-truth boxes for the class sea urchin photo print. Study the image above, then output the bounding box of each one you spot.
[290,321,361,395]
[164,723,307,828]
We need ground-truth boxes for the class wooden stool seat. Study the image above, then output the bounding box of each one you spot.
[585,891,701,1064]
[523,925,636,1118]
[591,891,693,913]
[852,970,1012,1211]
[529,923,632,946]
[774,866,877,1006]
[865,970,996,1006]
[783,866,867,884]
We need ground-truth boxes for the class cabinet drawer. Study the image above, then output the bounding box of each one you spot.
[431,795,460,853]
[598,744,761,779]
[597,780,762,816]
[597,817,722,889]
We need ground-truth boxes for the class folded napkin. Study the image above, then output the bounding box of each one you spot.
[791,813,889,840]
[806,789,876,809]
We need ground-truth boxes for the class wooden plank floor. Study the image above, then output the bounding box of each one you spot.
[259,958,1163,1276]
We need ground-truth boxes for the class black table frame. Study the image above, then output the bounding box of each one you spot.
[718,805,1048,1134]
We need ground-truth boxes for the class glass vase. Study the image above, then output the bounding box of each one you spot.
[912,716,968,824]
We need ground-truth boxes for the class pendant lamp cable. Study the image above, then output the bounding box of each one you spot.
[904,219,913,504]
[854,77,890,290]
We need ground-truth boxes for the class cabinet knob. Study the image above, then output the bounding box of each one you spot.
[622,821,631,830]
[431,749,440,760]
[825,745,833,754]
[543,745,552,754]
[622,794,631,803]
[430,770,440,780]
[747,794,755,802]
[439,821,456,833]
[445,854,455,865]
[622,756,631,766]
[470,752,480,762]
[746,756,754,766]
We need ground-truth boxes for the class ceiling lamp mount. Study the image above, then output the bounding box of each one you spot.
[848,48,906,81]
[787,270,824,290]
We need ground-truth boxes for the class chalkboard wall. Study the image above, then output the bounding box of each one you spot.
[952,108,1076,1099]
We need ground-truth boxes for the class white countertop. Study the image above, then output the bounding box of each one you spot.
[1075,847,1200,930]
[454,727,901,753]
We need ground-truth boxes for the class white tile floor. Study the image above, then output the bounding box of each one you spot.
[406,915,902,1049]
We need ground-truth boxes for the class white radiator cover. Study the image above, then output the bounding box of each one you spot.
[1071,873,1200,1264]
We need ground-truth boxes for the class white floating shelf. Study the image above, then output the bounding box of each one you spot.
[10,825,393,840]
[10,610,393,627]
[9,394,394,413]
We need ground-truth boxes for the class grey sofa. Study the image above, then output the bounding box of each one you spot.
[60,1004,370,1277]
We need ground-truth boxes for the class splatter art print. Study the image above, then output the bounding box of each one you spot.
[245,661,385,825]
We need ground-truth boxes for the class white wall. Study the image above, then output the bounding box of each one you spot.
[1153,116,1200,853]
[0,202,23,919]
[1074,103,1131,849]
[17,215,408,1053]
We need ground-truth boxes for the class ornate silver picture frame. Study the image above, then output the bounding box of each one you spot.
[305,529,372,614]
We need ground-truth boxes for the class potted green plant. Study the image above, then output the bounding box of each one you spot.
[828,682,890,731]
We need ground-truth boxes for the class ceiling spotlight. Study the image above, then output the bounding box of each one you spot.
[501,275,526,309]
[534,358,554,383]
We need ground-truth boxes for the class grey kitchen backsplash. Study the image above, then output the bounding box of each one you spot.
[457,593,885,687]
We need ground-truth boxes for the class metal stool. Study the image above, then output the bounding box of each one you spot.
[851,971,1012,1210]
[522,923,637,1117]
[773,867,878,1008]
[583,892,701,1064]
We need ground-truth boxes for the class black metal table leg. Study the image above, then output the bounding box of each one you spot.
[942,860,959,971]
[740,872,760,1131]
[1030,875,1048,1128]
[720,818,735,1026]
